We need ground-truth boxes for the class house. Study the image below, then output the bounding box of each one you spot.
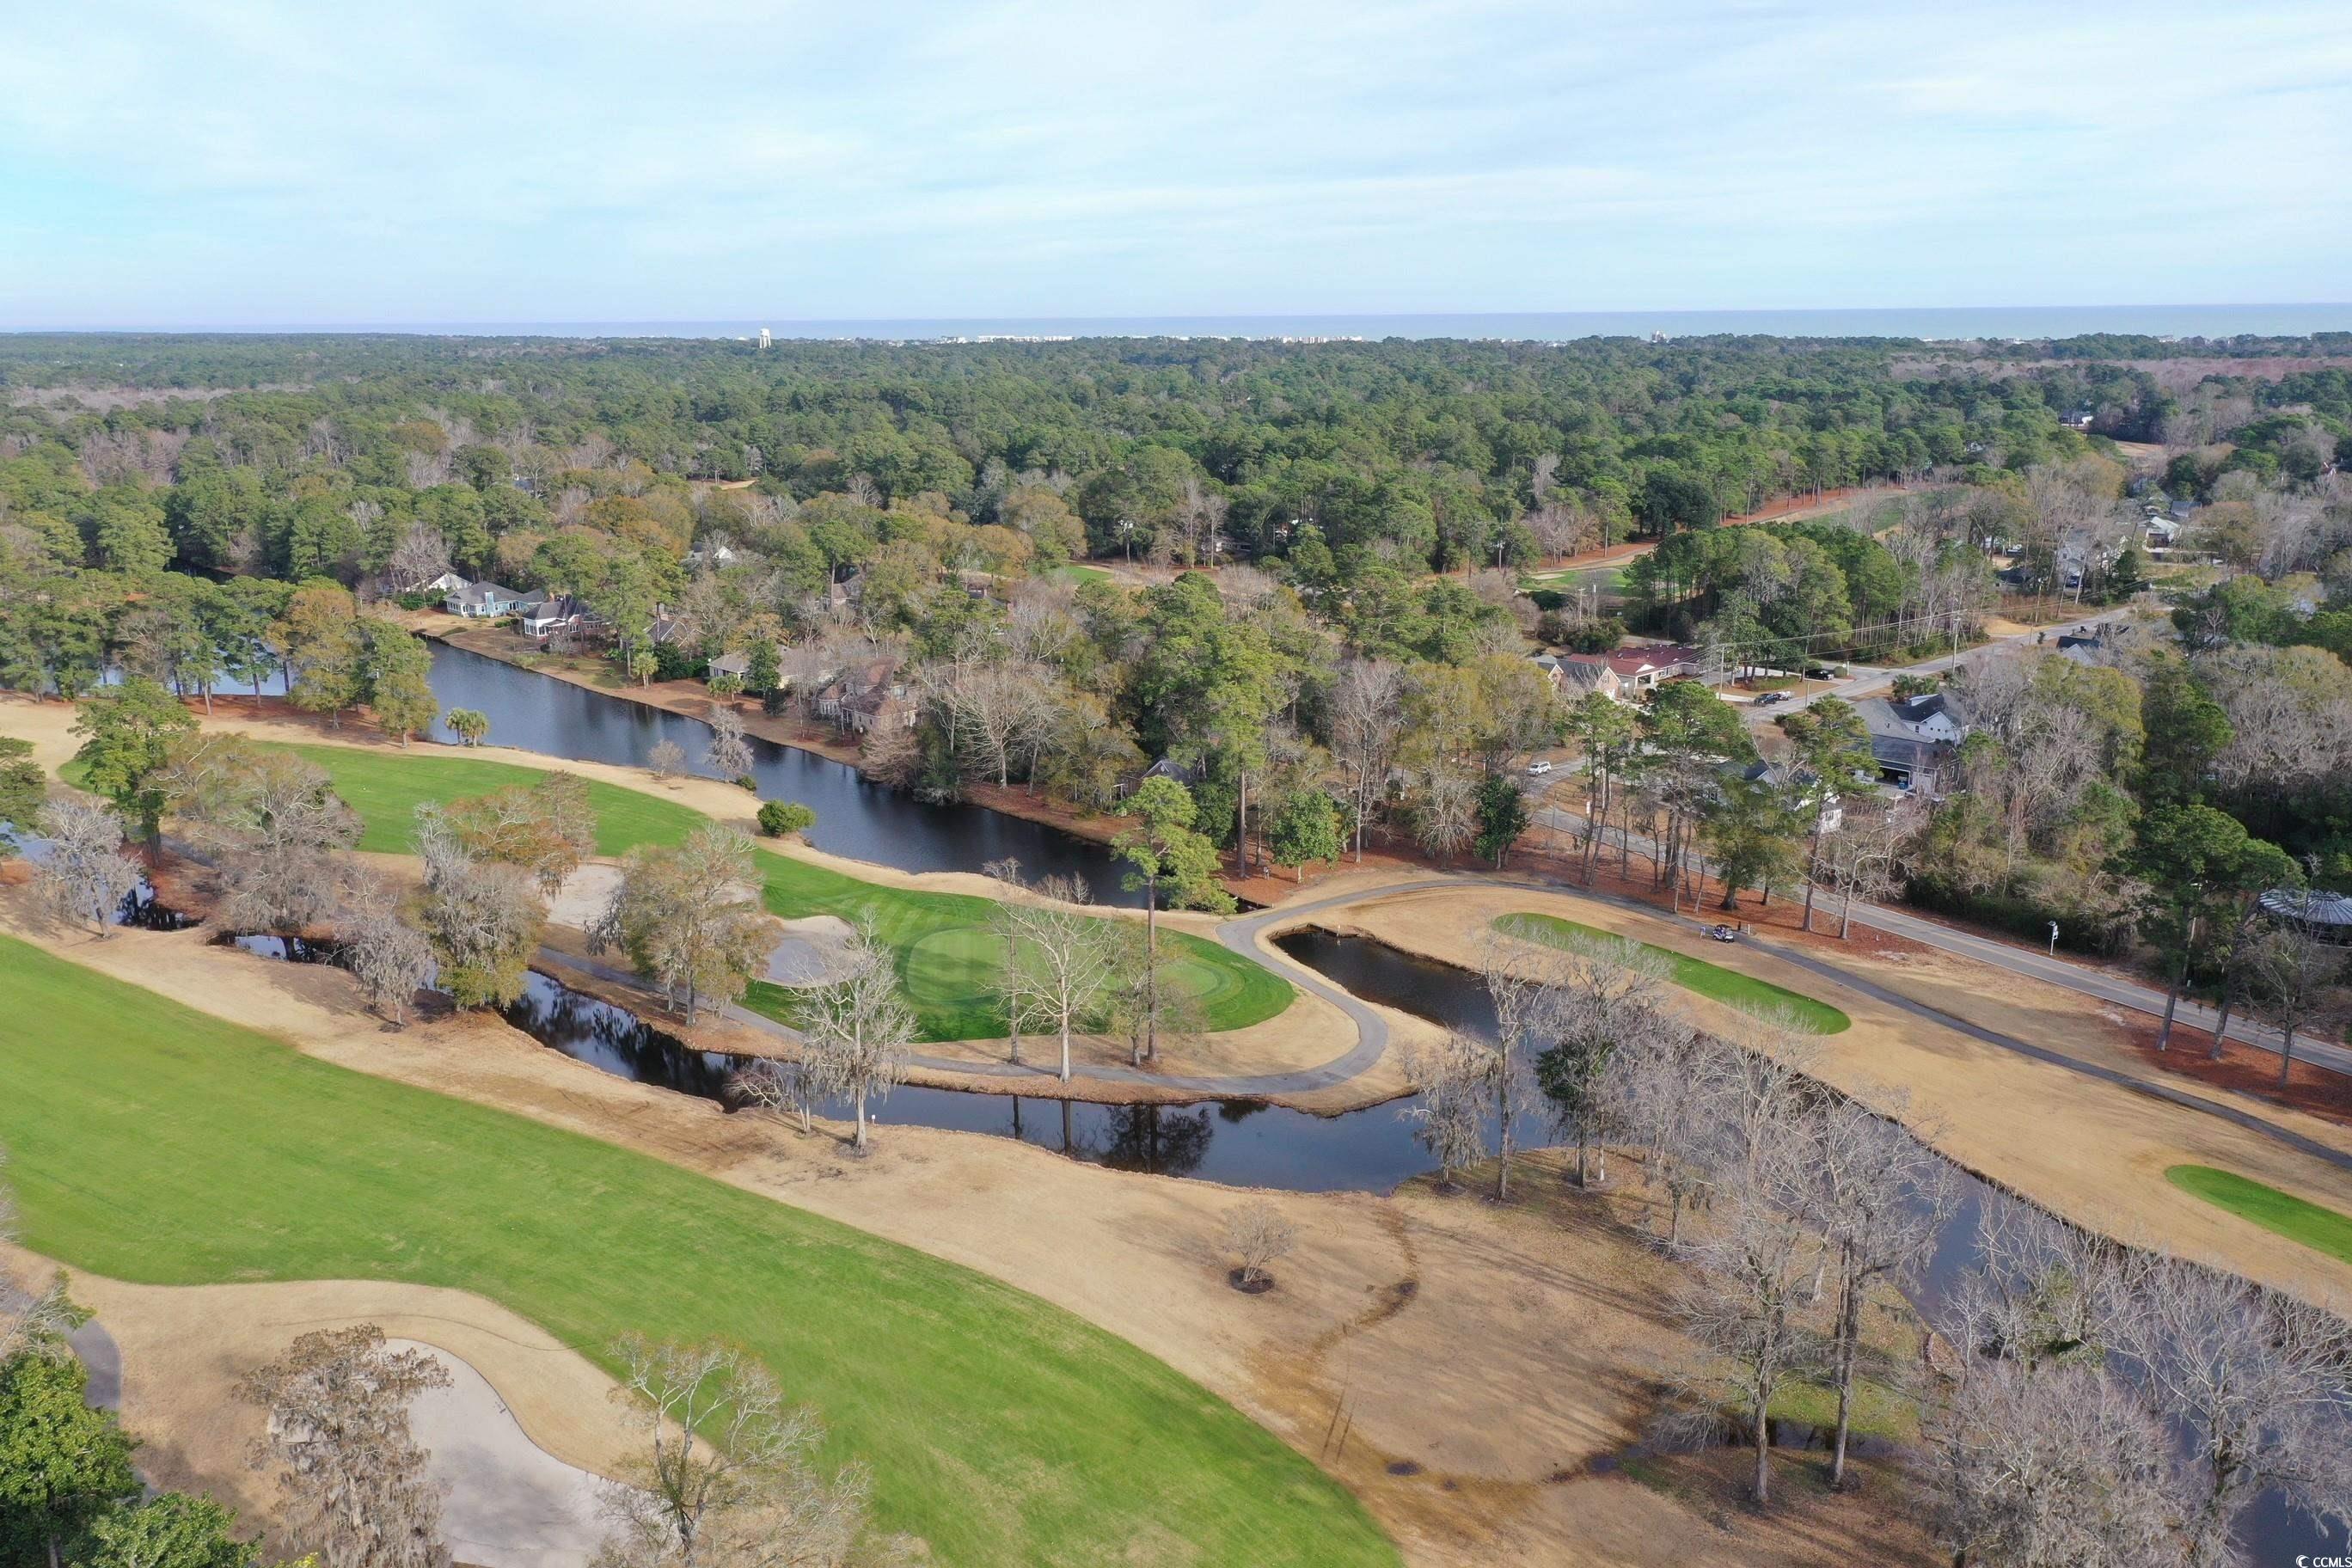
[1730,758,1843,833]
[2145,518,2182,546]
[1855,689,1971,793]
[815,655,907,729]
[685,542,740,571]
[648,609,695,649]
[1531,652,1625,702]
[707,641,787,686]
[410,569,468,597]
[447,580,526,618]
[522,594,594,639]
[841,685,918,734]
[1542,644,1703,701]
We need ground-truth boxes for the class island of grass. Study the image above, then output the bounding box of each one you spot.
[2166,1165,2352,1265]
[1493,911,1851,1033]
[281,743,1294,1043]
[0,936,1393,1567]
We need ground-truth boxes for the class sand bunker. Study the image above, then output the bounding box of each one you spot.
[396,1338,612,1568]
[763,914,858,985]
[544,864,623,931]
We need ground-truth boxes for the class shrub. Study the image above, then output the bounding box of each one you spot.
[757,799,817,837]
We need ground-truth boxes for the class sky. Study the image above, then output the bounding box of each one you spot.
[3,0,2349,328]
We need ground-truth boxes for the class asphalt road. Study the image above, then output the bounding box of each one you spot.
[1528,802,2352,1080]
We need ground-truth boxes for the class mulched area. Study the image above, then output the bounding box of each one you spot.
[2116,1014,2352,1128]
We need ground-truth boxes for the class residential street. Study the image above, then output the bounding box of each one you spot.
[1529,798,2352,1079]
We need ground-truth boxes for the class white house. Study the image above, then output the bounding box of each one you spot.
[447,581,526,618]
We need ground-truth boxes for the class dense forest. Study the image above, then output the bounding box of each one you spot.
[4,330,2351,965]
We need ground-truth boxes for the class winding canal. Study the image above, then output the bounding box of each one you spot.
[425,643,1141,901]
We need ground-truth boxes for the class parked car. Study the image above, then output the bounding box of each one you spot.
[1752,690,1788,706]
[1527,759,1554,775]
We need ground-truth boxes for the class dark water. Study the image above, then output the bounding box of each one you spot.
[0,827,193,930]
[424,643,1141,903]
[497,967,1493,1192]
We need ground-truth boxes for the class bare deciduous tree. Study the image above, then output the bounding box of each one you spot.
[2124,1261,2352,1565]
[1410,762,1479,860]
[340,883,436,1027]
[1925,1355,2179,1568]
[236,1325,452,1568]
[1799,1096,1957,1487]
[1330,659,1406,861]
[34,796,140,935]
[2240,916,2344,1088]
[0,1146,76,1363]
[989,873,1116,1082]
[703,706,755,781]
[1669,1023,1821,1505]
[1222,1198,1297,1291]
[648,739,687,781]
[164,735,359,934]
[1398,1029,1491,1190]
[387,524,450,593]
[795,922,913,1153]
[1534,931,1670,1188]
[923,658,1055,788]
[1479,933,1553,1201]
[1608,1020,1718,1246]
[595,1336,897,1568]
[732,1054,824,1136]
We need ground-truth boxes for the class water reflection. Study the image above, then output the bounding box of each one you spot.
[424,644,1142,901]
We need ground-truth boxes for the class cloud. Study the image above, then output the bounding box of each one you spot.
[2,0,2347,322]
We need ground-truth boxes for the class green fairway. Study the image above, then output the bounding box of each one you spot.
[2167,1165,2352,1265]
[0,937,1391,1567]
[1494,912,1851,1033]
[1045,562,1113,586]
[292,744,704,855]
[276,744,1291,1042]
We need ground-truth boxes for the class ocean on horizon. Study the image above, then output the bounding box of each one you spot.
[15,303,2352,344]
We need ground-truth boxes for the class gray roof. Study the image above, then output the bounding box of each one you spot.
[2261,889,2352,928]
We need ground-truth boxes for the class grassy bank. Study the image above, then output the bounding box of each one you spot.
[0,935,1393,1567]
[2167,1165,2352,1265]
[1493,912,1851,1033]
[289,744,1292,1042]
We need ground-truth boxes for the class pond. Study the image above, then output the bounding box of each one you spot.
[0,827,195,930]
[424,643,1142,902]
[496,966,1532,1193]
